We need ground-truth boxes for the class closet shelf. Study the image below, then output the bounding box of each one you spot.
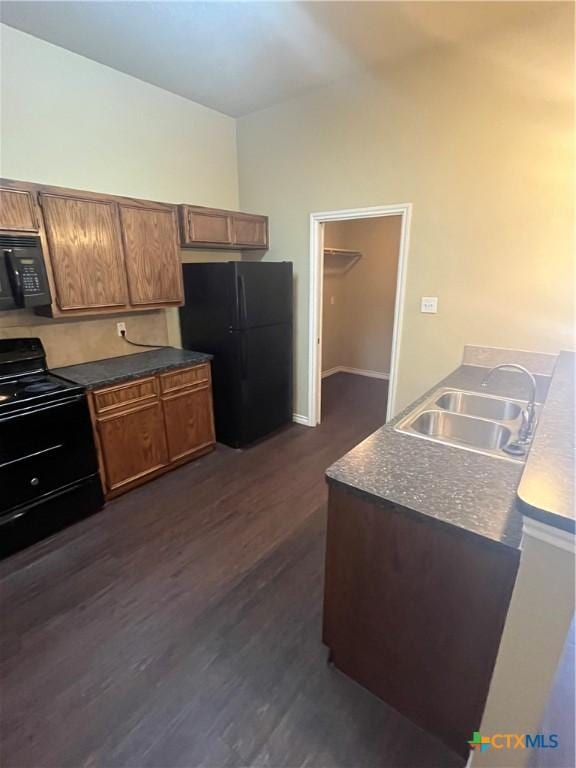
[323,248,363,276]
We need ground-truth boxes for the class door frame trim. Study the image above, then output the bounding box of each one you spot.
[308,203,412,425]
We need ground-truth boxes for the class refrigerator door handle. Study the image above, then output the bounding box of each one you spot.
[237,273,248,329]
[239,332,248,381]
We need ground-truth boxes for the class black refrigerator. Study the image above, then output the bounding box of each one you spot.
[179,262,293,448]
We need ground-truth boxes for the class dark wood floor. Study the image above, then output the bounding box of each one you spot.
[0,374,463,768]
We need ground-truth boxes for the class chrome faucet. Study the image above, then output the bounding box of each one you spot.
[481,364,537,443]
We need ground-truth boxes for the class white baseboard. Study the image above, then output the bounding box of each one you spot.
[292,413,314,426]
[321,366,390,381]
[321,366,342,379]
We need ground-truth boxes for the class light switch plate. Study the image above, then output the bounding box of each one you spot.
[420,297,438,314]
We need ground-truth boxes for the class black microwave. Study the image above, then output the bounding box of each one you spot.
[0,234,52,311]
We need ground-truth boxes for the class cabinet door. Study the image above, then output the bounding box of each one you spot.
[232,214,268,248]
[97,401,169,492]
[119,205,183,305]
[162,386,215,463]
[0,189,38,231]
[39,193,128,310]
[180,206,233,246]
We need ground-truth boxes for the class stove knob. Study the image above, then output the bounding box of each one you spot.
[30,477,39,487]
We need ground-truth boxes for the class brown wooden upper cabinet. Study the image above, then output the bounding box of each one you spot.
[0,188,39,232]
[233,213,268,248]
[39,193,129,311]
[179,205,268,250]
[180,206,233,247]
[0,178,185,316]
[1,177,269,316]
[119,204,183,306]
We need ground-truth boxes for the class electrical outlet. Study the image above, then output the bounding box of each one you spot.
[116,322,126,337]
[330,295,335,306]
[420,297,438,314]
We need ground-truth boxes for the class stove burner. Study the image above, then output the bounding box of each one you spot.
[0,339,81,417]
[24,382,60,394]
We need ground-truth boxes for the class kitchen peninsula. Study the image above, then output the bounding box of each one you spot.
[322,351,573,759]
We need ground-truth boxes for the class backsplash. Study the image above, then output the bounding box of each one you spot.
[0,309,170,368]
[462,345,558,376]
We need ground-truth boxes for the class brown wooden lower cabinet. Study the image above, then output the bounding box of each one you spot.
[322,484,520,759]
[97,401,169,493]
[90,364,215,498]
[162,386,215,462]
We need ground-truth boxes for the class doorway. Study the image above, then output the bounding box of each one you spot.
[308,205,411,426]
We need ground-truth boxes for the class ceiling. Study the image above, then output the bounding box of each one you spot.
[0,1,546,117]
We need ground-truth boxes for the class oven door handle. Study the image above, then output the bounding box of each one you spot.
[0,443,63,470]
[0,508,27,527]
[0,393,85,423]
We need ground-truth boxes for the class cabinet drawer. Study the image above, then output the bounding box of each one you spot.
[93,377,158,414]
[159,364,210,394]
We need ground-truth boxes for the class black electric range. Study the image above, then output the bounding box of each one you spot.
[0,371,84,412]
[0,338,104,558]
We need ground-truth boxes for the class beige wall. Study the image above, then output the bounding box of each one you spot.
[0,25,239,365]
[322,216,400,375]
[237,4,574,416]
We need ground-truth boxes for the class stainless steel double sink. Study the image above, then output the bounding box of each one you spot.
[395,387,538,461]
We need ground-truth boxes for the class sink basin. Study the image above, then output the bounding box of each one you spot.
[408,410,512,451]
[394,386,537,462]
[435,390,522,421]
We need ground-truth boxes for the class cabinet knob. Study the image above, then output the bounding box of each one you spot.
[30,477,39,487]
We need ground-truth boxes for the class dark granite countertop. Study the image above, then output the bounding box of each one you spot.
[53,347,212,390]
[517,351,575,534]
[326,364,553,551]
